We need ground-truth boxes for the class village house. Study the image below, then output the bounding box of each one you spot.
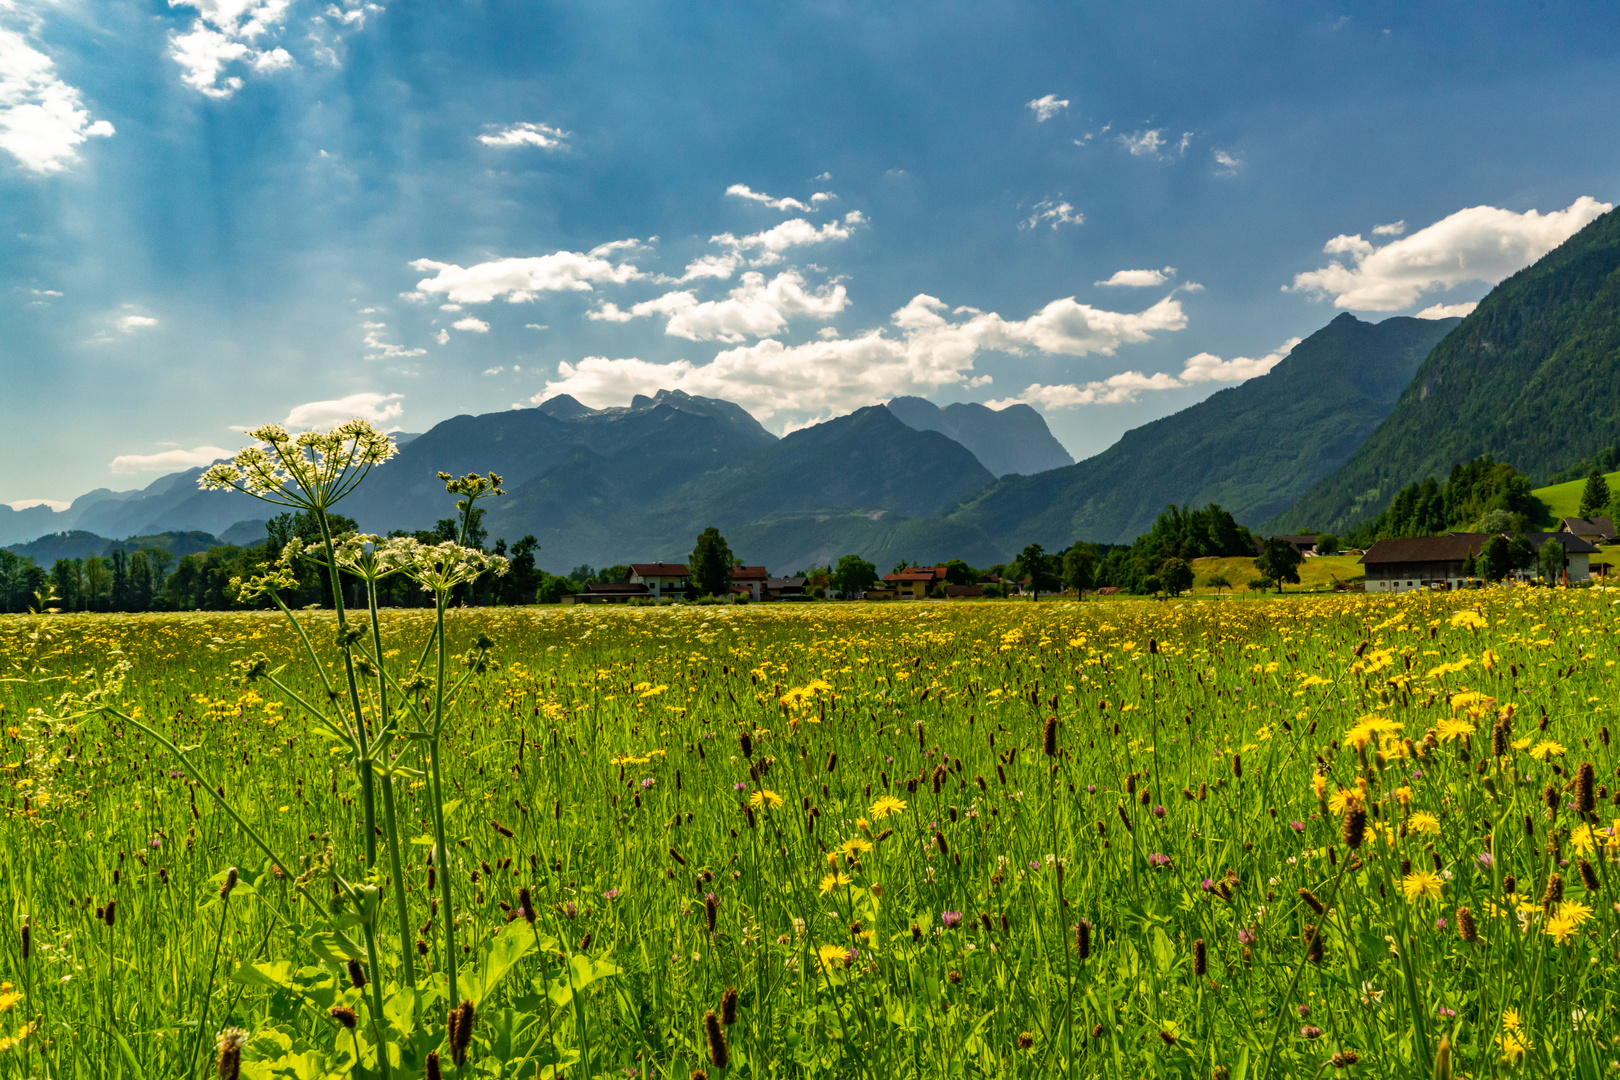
[869,566,948,600]
[628,562,690,598]
[1360,533,1488,592]
[560,580,649,604]
[731,565,769,601]
[1560,516,1616,544]
[1522,532,1598,581]
[765,576,808,600]
[1361,532,1597,592]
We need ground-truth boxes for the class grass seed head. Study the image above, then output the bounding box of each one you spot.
[704,1009,729,1069]
[721,985,738,1025]
[1576,761,1596,816]
[1341,807,1367,849]
[329,1006,357,1030]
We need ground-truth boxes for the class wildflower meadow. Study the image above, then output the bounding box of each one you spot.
[2,422,1619,1079]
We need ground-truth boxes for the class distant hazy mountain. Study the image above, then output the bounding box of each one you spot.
[1271,206,1620,534]
[0,503,61,547]
[4,389,992,571]
[875,312,1459,557]
[6,529,223,563]
[482,402,993,571]
[884,397,1074,476]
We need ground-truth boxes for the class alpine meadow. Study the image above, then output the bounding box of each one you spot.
[6,4,1620,1079]
[2,423,1619,1079]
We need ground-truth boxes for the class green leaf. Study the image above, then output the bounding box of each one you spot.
[462,922,549,1007]
[112,1031,148,1080]
[233,960,299,991]
[1149,927,1175,973]
[307,932,364,964]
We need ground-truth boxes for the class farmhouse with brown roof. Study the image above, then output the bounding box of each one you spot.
[1360,533,1489,593]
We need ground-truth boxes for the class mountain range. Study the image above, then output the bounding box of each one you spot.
[10,204,1619,570]
[1269,205,1620,534]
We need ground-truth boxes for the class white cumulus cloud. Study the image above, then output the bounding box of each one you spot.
[726,183,834,213]
[1026,93,1069,121]
[168,0,298,99]
[1372,220,1407,236]
[1096,268,1174,288]
[989,336,1301,409]
[1214,149,1240,174]
[284,391,403,429]
[1021,199,1083,230]
[1288,196,1612,310]
[613,270,849,342]
[116,314,159,332]
[109,445,232,475]
[362,323,425,358]
[1414,301,1477,319]
[407,241,644,303]
[1178,337,1302,383]
[537,291,1187,420]
[478,121,569,150]
[0,21,115,174]
[990,372,1183,409]
[712,212,864,266]
[452,316,490,333]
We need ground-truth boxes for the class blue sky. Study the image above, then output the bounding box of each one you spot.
[3,0,1619,507]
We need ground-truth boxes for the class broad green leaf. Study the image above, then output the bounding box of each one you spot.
[462,921,548,1007]
[307,931,364,964]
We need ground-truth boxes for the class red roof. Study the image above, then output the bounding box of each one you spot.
[731,565,769,581]
[885,569,939,582]
[630,563,689,576]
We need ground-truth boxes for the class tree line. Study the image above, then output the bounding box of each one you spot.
[0,508,542,615]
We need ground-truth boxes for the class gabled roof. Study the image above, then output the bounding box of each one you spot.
[1523,532,1600,554]
[732,565,769,581]
[585,581,649,593]
[629,562,689,576]
[767,577,806,589]
[885,569,940,582]
[1360,533,1490,565]
[1561,516,1615,537]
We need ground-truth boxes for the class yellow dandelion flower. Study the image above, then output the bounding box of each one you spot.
[818,872,852,896]
[1407,812,1441,835]
[749,789,784,810]
[1312,774,1327,800]
[837,837,873,858]
[816,944,848,972]
[1400,870,1444,903]
[1544,902,1592,945]
[1449,610,1486,630]
[1527,740,1566,761]
[1435,718,1476,743]
[1328,787,1364,814]
[869,795,908,820]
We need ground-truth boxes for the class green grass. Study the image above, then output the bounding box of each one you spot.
[1189,554,1365,596]
[1531,469,1620,522]
[2,589,1619,1078]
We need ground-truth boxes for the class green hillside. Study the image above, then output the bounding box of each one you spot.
[1533,469,1620,521]
[874,312,1458,559]
[1269,207,1620,534]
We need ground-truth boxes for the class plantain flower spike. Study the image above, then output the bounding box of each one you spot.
[200,419,397,512]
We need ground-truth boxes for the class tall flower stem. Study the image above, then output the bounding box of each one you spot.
[317,511,379,872]
[187,890,232,1076]
[368,579,415,988]
[428,595,460,1003]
